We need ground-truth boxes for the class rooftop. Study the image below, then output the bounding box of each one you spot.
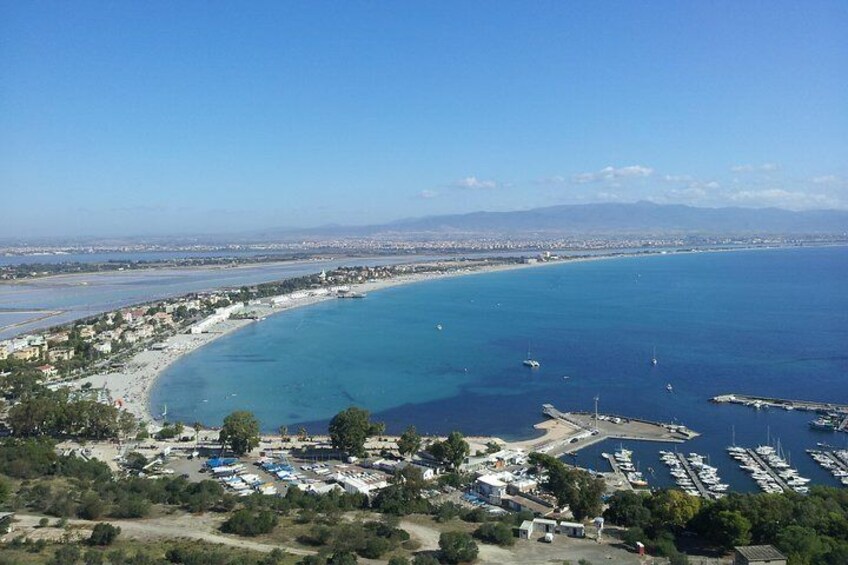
[735,545,787,561]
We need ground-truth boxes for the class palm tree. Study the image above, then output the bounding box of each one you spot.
[193,422,202,446]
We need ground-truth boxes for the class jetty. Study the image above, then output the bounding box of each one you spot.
[675,453,711,498]
[538,404,698,458]
[711,393,848,414]
[745,448,792,493]
[601,453,634,492]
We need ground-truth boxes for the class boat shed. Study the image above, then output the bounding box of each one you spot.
[518,520,534,539]
[733,545,787,565]
[558,521,586,538]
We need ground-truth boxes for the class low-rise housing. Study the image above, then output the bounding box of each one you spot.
[47,348,75,362]
[12,346,40,361]
[93,341,113,355]
[36,364,58,377]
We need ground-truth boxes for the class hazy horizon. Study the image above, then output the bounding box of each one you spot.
[2,2,847,238]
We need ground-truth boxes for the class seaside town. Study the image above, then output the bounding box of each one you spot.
[1,252,845,564]
[3,2,847,564]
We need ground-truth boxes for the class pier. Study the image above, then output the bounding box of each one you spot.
[601,453,634,492]
[712,393,848,414]
[745,449,791,493]
[675,453,711,498]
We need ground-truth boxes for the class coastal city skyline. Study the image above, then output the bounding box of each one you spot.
[2,1,847,238]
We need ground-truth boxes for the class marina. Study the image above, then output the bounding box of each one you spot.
[603,447,649,490]
[658,451,727,499]
[807,449,848,486]
[728,445,811,494]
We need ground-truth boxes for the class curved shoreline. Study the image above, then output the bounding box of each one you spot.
[75,244,836,429]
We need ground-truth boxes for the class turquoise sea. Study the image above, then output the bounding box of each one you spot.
[152,246,848,491]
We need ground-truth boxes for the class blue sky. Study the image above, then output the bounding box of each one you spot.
[1,1,846,237]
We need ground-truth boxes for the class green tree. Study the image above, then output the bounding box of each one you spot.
[328,407,383,457]
[604,491,651,528]
[219,410,260,456]
[124,451,148,472]
[397,425,422,458]
[439,531,478,564]
[707,510,752,550]
[429,431,470,470]
[647,489,701,531]
[776,525,827,565]
[529,453,605,519]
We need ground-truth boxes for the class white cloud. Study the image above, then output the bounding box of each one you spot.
[811,174,842,185]
[730,163,780,173]
[418,190,439,199]
[452,176,498,190]
[535,175,567,185]
[728,189,839,209]
[662,174,694,183]
[572,165,654,184]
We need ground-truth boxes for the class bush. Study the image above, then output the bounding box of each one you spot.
[439,531,478,564]
[473,521,515,546]
[221,509,278,537]
[88,522,121,546]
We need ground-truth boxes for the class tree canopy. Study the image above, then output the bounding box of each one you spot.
[328,407,384,457]
[219,411,260,456]
[529,452,605,519]
[397,425,422,458]
[428,431,470,470]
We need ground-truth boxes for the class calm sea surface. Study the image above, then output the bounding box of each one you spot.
[152,246,848,491]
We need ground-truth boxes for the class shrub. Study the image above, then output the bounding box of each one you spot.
[473,521,515,546]
[221,509,278,537]
[439,531,478,564]
[88,522,121,546]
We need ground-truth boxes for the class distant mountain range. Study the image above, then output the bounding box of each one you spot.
[254,202,848,239]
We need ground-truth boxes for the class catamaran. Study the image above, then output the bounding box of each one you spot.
[523,345,540,368]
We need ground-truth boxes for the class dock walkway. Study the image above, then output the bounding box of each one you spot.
[746,449,791,493]
[602,453,634,492]
[675,453,710,498]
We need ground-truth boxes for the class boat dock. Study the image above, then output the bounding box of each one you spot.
[675,453,711,498]
[712,393,848,414]
[808,449,848,486]
[601,453,634,492]
[745,449,791,493]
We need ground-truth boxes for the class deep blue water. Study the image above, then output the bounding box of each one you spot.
[152,246,848,491]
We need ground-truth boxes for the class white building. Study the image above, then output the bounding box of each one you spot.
[475,474,507,505]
